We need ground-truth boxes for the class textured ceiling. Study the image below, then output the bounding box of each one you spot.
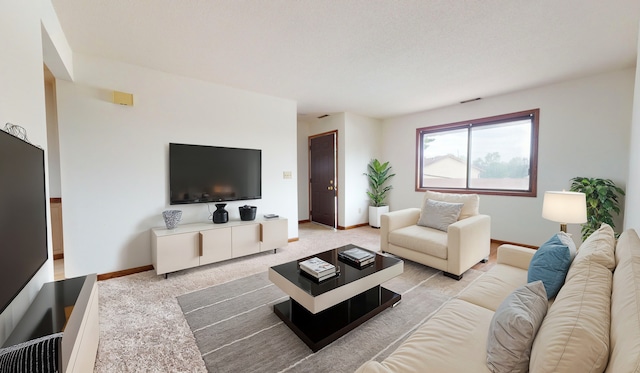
[51,0,640,118]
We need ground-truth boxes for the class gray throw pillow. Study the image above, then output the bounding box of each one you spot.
[486,281,548,373]
[417,199,463,231]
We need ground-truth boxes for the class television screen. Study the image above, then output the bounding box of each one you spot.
[0,130,48,314]
[169,143,262,204]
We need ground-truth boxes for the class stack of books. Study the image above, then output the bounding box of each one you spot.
[338,247,375,268]
[299,257,337,281]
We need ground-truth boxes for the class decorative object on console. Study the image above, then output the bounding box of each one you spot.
[162,210,182,229]
[239,205,257,221]
[299,257,336,279]
[213,203,228,224]
[541,190,587,233]
[569,177,625,240]
[339,247,375,268]
[364,158,396,228]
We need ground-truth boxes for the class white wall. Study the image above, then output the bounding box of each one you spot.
[383,69,635,246]
[56,53,298,277]
[343,113,383,227]
[45,77,62,197]
[297,117,312,221]
[0,1,71,344]
[624,25,640,232]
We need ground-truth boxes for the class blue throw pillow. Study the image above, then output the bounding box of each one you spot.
[527,234,572,299]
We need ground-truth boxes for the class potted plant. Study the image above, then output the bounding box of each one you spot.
[364,159,396,228]
[569,177,625,240]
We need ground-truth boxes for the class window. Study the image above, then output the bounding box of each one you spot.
[416,109,539,196]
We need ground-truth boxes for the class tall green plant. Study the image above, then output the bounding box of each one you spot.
[569,177,625,240]
[364,159,395,207]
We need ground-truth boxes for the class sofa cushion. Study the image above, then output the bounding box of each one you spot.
[556,231,577,260]
[356,299,493,373]
[606,229,640,373]
[417,199,463,231]
[0,332,62,373]
[487,281,548,373]
[423,190,479,220]
[388,225,448,259]
[458,263,529,312]
[572,223,616,271]
[529,258,612,372]
[527,234,572,299]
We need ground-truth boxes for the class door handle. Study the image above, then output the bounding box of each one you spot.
[327,186,334,190]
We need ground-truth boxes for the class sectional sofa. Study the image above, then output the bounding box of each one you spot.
[356,224,640,372]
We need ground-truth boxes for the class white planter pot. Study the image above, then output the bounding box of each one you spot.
[369,205,389,228]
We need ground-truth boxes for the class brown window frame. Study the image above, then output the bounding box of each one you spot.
[416,109,539,197]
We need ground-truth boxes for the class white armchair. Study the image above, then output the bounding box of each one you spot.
[380,191,491,280]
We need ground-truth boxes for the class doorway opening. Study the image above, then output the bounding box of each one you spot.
[309,131,338,229]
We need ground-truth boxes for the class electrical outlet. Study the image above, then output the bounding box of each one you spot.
[283,171,292,179]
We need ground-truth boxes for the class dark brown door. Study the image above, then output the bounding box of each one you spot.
[309,132,337,228]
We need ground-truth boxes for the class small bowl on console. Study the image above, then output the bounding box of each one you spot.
[239,205,257,221]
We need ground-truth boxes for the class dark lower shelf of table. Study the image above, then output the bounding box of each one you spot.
[273,285,401,352]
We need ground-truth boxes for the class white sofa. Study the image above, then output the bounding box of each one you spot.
[381,191,490,280]
[356,224,640,372]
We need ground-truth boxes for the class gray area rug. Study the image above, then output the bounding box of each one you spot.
[177,261,484,373]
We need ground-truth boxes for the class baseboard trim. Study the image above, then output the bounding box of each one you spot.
[98,265,154,281]
[491,239,538,250]
[288,237,299,243]
[298,220,311,224]
[53,253,64,260]
[338,223,369,230]
[50,197,62,203]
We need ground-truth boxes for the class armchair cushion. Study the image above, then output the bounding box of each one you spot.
[389,225,448,259]
[424,190,479,220]
[417,199,463,231]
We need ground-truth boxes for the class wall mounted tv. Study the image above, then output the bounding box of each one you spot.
[170,143,262,204]
[0,130,48,314]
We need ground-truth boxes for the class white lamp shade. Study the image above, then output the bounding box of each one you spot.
[542,191,587,224]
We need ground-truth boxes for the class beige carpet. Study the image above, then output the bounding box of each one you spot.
[94,223,483,372]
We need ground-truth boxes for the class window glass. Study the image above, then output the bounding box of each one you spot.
[422,128,468,189]
[416,109,538,196]
[468,119,531,190]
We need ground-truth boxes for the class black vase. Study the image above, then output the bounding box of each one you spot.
[213,203,228,224]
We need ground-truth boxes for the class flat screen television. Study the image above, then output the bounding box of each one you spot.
[0,130,48,314]
[169,143,262,204]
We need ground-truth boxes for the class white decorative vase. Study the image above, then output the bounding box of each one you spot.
[369,205,389,228]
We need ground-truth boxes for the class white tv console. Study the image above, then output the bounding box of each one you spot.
[151,217,288,277]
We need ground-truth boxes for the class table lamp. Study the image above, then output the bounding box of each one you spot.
[542,191,587,233]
